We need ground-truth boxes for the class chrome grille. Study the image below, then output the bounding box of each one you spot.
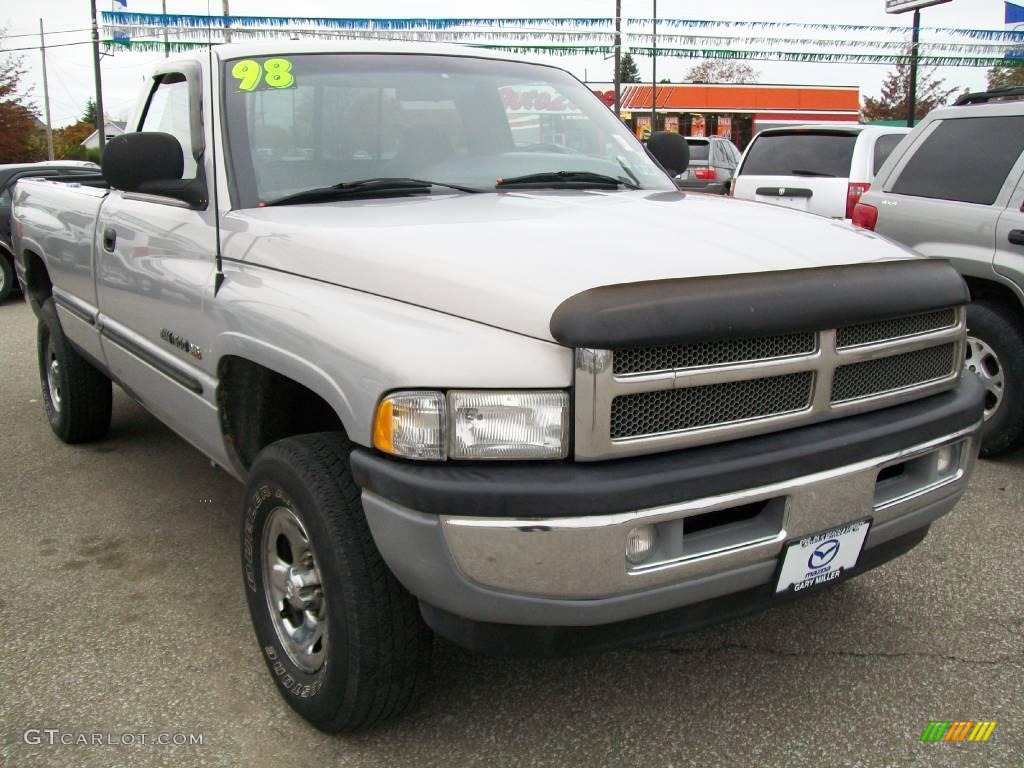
[613,333,816,375]
[574,307,965,460]
[611,373,813,438]
[831,343,957,403]
[836,309,957,349]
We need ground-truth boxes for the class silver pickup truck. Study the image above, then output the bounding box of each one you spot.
[12,41,984,732]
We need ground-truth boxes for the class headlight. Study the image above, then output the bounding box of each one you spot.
[373,390,569,461]
[448,390,569,460]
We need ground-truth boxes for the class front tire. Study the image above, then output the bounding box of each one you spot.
[965,299,1024,456]
[241,433,432,732]
[37,298,112,443]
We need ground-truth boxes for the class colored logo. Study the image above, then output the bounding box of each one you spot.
[808,539,840,569]
[920,721,997,742]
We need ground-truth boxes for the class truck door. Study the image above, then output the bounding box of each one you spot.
[993,155,1024,297]
[95,61,230,467]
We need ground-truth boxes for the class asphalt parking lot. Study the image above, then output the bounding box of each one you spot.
[0,296,1021,768]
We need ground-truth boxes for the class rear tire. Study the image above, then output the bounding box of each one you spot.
[965,299,1024,456]
[0,255,15,302]
[241,433,432,732]
[37,298,112,443]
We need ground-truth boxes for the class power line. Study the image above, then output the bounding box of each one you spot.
[1,39,94,54]
[2,26,93,40]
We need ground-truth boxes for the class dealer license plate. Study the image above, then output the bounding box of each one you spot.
[774,519,871,594]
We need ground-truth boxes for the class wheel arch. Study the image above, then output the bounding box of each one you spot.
[216,350,355,473]
[962,275,1024,325]
[18,248,52,315]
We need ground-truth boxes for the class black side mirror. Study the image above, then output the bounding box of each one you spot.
[646,131,690,177]
[102,132,207,209]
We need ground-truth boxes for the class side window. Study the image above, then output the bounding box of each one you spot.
[139,75,197,179]
[0,186,11,209]
[872,134,904,176]
[892,116,1024,205]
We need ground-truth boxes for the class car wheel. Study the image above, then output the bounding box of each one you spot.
[0,255,15,302]
[242,432,432,732]
[37,298,112,443]
[965,300,1024,456]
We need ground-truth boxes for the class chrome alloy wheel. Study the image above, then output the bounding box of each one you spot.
[46,339,62,413]
[262,506,328,673]
[965,334,1004,421]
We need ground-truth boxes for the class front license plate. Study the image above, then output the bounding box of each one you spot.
[774,519,872,594]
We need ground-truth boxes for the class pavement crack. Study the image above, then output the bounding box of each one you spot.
[636,642,1024,667]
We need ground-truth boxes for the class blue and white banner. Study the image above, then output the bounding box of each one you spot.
[1007,2,1024,57]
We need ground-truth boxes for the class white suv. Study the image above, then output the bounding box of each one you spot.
[732,125,910,219]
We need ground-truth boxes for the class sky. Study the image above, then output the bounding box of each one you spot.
[0,0,1012,128]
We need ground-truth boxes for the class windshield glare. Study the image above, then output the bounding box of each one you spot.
[222,53,674,206]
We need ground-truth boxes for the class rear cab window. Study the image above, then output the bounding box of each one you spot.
[739,131,857,178]
[890,115,1024,205]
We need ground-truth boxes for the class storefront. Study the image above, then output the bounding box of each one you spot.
[589,83,861,149]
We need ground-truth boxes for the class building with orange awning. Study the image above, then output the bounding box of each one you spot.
[588,82,861,148]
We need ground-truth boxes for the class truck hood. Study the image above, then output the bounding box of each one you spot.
[223,190,919,343]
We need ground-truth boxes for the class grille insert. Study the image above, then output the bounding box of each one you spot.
[837,309,957,349]
[610,372,814,439]
[831,343,957,403]
[613,333,816,376]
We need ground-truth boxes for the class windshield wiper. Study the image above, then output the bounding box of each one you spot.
[263,178,483,207]
[788,169,837,178]
[496,170,639,189]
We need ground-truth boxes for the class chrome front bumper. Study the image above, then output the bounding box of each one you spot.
[361,421,980,627]
[439,424,979,599]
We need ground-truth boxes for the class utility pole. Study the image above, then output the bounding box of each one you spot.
[613,0,621,119]
[39,19,54,160]
[906,9,921,127]
[222,0,232,43]
[89,0,106,147]
[650,0,657,133]
[162,0,170,57]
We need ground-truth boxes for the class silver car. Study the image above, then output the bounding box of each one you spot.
[674,136,741,195]
[856,87,1024,455]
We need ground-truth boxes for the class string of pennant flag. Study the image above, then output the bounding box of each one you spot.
[99,11,1024,67]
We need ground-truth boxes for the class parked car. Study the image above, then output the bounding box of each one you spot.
[854,87,1024,456]
[0,161,101,302]
[732,125,910,219]
[674,136,741,194]
[13,41,982,732]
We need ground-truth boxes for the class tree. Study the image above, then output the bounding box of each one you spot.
[685,60,759,84]
[658,77,672,84]
[617,52,640,83]
[81,98,99,126]
[0,28,41,162]
[53,121,97,160]
[861,52,958,122]
[986,64,1024,90]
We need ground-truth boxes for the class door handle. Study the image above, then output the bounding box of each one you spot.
[102,227,116,252]
[1009,229,1024,247]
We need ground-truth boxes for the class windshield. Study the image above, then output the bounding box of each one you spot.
[221,53,674,207]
